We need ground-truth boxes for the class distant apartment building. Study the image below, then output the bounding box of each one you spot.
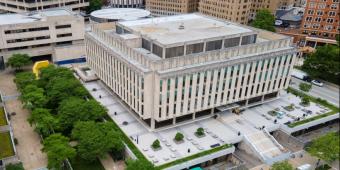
[85,14,297,130]
[145,0,296,24]
[0,9,85,68]
[110,0,144,8]
[300,0,339,47]
[145,0,198,16]
[0,0,89,13]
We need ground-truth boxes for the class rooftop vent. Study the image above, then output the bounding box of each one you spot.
[178,23,184,30]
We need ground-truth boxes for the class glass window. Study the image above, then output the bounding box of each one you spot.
[205,40,222,51]
[224,37,240,48]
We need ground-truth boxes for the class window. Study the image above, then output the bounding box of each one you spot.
[224,37,240,48]
[55,24,71,29]
[142,38,151,51]
[186,43,204,55]
[241,34,256,45]
[165,46,184,58]
[152,44,163,57]
[56,33,72,38]
[329,11,336,16]
[205,40,222,51]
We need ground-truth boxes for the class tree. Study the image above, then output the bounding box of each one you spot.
[306,132,339,163]
[251,9,276,32]
[302,45,340,85]
[126,159,157,170]
[38,65,74,89]
[57,97,106,132]
[299,82,312,92]
[42,134,76,169]
[21,85,47,110]
[28,108,57,136]
[87,0,103,13]
[174,132,184,141]
[195,127,205,136]
[72,121,124,161]
[7,53,32,71]
[151,139,161,149]
[45,77,89,109]
[14,72,37,91]
[271,161,293,170]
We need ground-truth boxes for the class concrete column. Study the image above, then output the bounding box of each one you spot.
[245,99,249,107]
[193,112,196,120]
[151,118,155,130]
[261,95,265,102]
[173,117,176,125]
[210,108,214,115]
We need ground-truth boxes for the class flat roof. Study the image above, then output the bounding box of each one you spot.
[90,8,150,21]
[118,14,254,46]
[0,9,74,25]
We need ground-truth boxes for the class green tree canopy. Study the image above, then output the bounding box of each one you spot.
[14,72,37,91]
[87,0,103,13]
[42,133,76,169]
[57,97,106,131]
[21,85,47,110]
[251,9,276,32]
[306,132,339,163]
[7,53,32,71]
[45,77,89,109]
[38,65,74,88]
[271,161,293,170]
[126,159,157,170]
[302,45,340,85]
[71,121,124,161]
[28,108,57,136]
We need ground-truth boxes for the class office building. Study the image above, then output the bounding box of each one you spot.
[145,0,297,24]
[300,0,339,47]
[110,0,144,8]
[85,14,297,130]
[145,0,198,16]
[0,9,85,68]
[0,0,89,13]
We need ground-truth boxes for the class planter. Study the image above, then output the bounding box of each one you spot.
[151,146,162,151]
[194,133,206,138]
[283,106,294,112]
[173,139,184,144]
[299,102,310,107]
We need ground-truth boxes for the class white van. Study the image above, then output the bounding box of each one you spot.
[297,164,312,170]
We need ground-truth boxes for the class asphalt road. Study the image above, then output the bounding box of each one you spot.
[290,77,339,107]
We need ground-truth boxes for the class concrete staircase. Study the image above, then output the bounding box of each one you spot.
[244,129,291,165]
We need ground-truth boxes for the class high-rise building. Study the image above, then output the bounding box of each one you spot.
[300,0,339,47]
[0,0,89,13]
[0,9,85,68]
[85,14,297,130]
[110,0,144,8]
[145,0,198,16]
[145,0,296,24]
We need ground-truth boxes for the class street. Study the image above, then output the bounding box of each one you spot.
[290,77,339,107]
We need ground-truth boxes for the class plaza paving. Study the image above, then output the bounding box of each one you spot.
[83,80,338,167]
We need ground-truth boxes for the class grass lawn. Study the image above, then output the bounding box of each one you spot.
[0,132,15,159]
[70,155,105,170]
[0,107,7,126]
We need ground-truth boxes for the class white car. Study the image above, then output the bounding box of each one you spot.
[311,80,324,87]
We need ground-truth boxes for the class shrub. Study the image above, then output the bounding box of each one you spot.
[5,163,24,170]
[195,128,205,136]
[301,96,310,105]
[299,82,312,92]
[151,139,161,149]
[174,132,184,141]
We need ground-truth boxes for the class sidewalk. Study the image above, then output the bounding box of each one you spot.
[99,154,125,170]
[0,69,47,170]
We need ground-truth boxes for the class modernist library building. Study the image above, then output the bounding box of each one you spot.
[85,14,297,130]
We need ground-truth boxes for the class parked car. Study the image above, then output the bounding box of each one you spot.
[311,80,323,87]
